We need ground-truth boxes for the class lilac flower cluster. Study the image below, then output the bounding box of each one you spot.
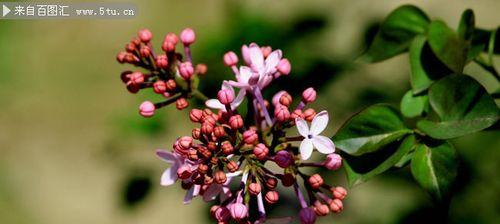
[116,28,208,115]
[117,29,347,224]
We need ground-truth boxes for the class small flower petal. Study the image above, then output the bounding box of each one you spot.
[264,50,282,74]
[160,166,178,186]
[249,45,264,71]
[310,110,329,136]
[312,135,335,154]
[231,90,246,110]
[156,150,177,163]
[295,118,310,137]
[183,185,196,204]
[205,99,225,111]
[299,139,314,160]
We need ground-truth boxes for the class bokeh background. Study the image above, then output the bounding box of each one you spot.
[0,0,499,223]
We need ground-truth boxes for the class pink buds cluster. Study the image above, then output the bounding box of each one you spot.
[117,28,208,117]
[129,36,347,223]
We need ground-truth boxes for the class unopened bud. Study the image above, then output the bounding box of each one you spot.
[265,190,279,204]
[302,87,317,103]
[226,161,239,173]
[176,165,192,179]
[176,98,189,110]
[324,153,342,170]
[223,51,238,67]
[253,143,269,160]
[308,174,324,189]
[299,207,317,224]
[217,88,235,105]
[242,129,258,145]
[153,80,167,94]
[277,58,291,75]
[138,29,152,43]
[229,115,244,129]
[162,33,178,52]
[214,170,227,184]
[156,55,169,69]
[274,150,293,168]
[180,28,196,46]
[179,62,194,80]
[139,101,155,117]
[248,182,261,196]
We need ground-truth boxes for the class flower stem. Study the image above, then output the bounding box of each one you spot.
[294,183,308,208]
[253,87,273,127]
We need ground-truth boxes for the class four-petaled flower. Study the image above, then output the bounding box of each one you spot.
[229,43,282,90]
[206,81,246,111]
[295,111,335,160]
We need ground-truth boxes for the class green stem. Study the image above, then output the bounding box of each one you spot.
[191,89,208,101]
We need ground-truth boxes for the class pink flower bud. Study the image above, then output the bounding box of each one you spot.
[329,199,343,213]
[192,128,201,139]
[180,28,196,45]
[140,46,151,57]
[165,79,177,91]
[214,170,227,184]
[223,51,238,67]
[210,205,220,219]
[272,91,286,106]
[279,92,293,106]
[265,191,279,204]
[314,203,330,216]
[138,29,152,43]
[162,33,178,52]
[129,72,144,85]
[215,206,231,222]
[176,98,189,110]
[214,126,226,138]
[153,81,167,94]
[217,88,235,105]
[248,182,261,196]
[221,141,234,155]
[274,105,290,122]
[117,52,127,63]
[195,64,207,76]
[281,173,295,187]
[156,55,169,69]
[179,62,194,80]
[324,153,342,170]
[253,143,269,160]
[229,115,244,129]
[226,160,239,173]
[189,109,203,122]
[265,178,278,190]
[201,122,214,135]
[242,130,258,144]
[291,109,304,120]
[274,150,293,168]
[229,203,248,221]
[302,87,317,103]
[303,108,317,122]
[308,174,324,189]
[332,186,347,200]
[139,101,155,117]
[277,58,291,75]
[178,136,193,149]
[299,207,317,224]
[261,46,272,58]
[177,165,192,179]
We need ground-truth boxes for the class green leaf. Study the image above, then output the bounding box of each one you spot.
[400,90,429,118]
[344,135,417,187]
[457,9,475,41]
[428,20,468,73]
[417,75,500,139]
[334,104,413,156]
[411,140,458,201]
[409,35,453,93]
[363,5,430,62]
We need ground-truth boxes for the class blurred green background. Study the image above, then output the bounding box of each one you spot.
[0,0,499,223]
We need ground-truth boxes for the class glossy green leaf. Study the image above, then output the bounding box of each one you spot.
[409,35,453,93]
[428,20,468,73]
[411,140,458,201]
[400,90,429,118]
[344,135,417,187]
[334,104,413,156]
[457,9,475,41]
[363,5,430,62]
[417,75,500,139]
